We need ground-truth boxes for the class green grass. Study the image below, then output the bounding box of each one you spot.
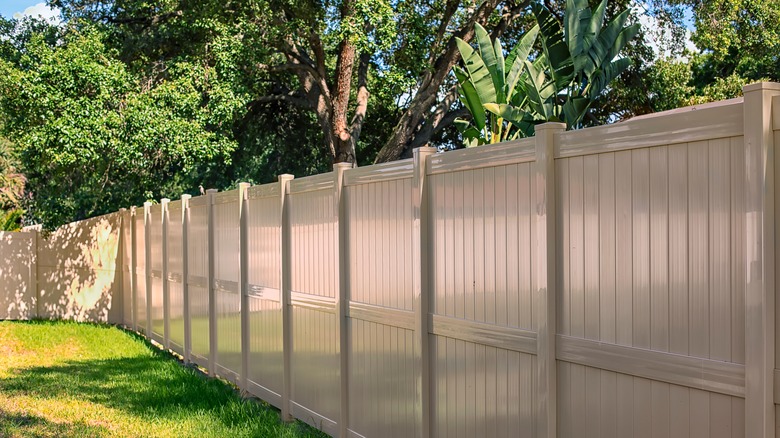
[0,320,328,437]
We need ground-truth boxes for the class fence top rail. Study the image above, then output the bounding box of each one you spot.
[288,171,335,195]
[343,158,413,187]
[167,198,182,212]
[188,194,209,207]
[247,182,281,200]
[426,137,535,176]
[213,189,239,205]
[344,158,414,186]
[556,97,744,158]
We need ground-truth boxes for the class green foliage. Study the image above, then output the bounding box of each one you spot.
[0,25,246,228]
[0,208,23,231]
[453,0,639,146]
[0,137,25,212]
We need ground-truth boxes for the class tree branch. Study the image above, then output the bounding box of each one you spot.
[249,93,314,110]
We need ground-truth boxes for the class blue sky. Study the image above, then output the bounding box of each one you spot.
[0,1,60,21]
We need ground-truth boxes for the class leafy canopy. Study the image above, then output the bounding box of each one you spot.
[454,0,639,146]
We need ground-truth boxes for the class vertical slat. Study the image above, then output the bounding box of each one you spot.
[535,122,564,438]
[413,147,435,438]
[649,147,669,352]
[632,149,650,349]
[688,140,710,359]
[130,206,138,331]
[668,144,689,356]
[709,138,731,362]
[161,198,170,350]
[730,136,746,365]
[144,201,152,336]
[615,151,633,347]
[239,183,250,392]
[651,381,670,438]
[583,156,599,341]
[182,194,191,364]
[598,154,616,345]
[206,189,217,377]
[569,156,584,339]
[558,158,570,337]
[280,174,294,421]
[334,163,350,437]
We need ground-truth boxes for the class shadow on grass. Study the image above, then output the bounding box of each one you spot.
[0,408,110,437]
[0,321,327,437]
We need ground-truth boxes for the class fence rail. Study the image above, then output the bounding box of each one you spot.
[3,83,780,438]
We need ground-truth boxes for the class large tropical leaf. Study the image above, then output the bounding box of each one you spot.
[505,25,539,100]
[561,96,590,128]
[456,37,497,106]
[484,103,540,138]
[579,8,631,76]
[533,3,574,92]
[454,66,486,130]
[607,23,641,61]
[474,24,505,103]
[522,59,555,119]
[566,0,594,58]
[588,57,632,97]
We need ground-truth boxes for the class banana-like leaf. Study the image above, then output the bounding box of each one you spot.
[533,3,574,92]
[522,59,554,120]
[588,57,631,97]
[474,24,505,103]
[588,0,608,46]
[505,25,539,100]
[565,0,594,58]
[580,8,630,77]
[493,37,506,102]
[607,23,641,62]
[484,103,539,138]
[454,66,486,131]
[561,96,591,128]
[456,37,497,107]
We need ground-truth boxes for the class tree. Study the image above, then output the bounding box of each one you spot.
[0,24,244,227]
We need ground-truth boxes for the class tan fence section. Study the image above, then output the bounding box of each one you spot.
[0,231,36,320]
[4,83,780,437]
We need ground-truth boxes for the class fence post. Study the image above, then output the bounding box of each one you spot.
[743,82,780,437]
[144,201,153,336]
[534,122,564,438]
[207,189,218,377]
[130,206,138,331]
[413,146,436,438]
[333,163,351,437]
[181,194,192,363]
[118,208,127,326]
[279,174,294,422]
[161,198,170,350]
[30,228,39,319]
[239,182,251,393]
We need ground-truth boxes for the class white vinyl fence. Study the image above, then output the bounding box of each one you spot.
[2,82,780,438]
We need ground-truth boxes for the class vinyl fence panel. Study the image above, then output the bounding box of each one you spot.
[187,194,211,367]
[167,199,185,356]
[149,203,164,344]
[245,182,285,407]
[213,189,242,382]
[426,139,538,438]
[287,172,340,435]
[343,159,418,438]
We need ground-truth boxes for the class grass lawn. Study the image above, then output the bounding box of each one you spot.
[0,320,328,437]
